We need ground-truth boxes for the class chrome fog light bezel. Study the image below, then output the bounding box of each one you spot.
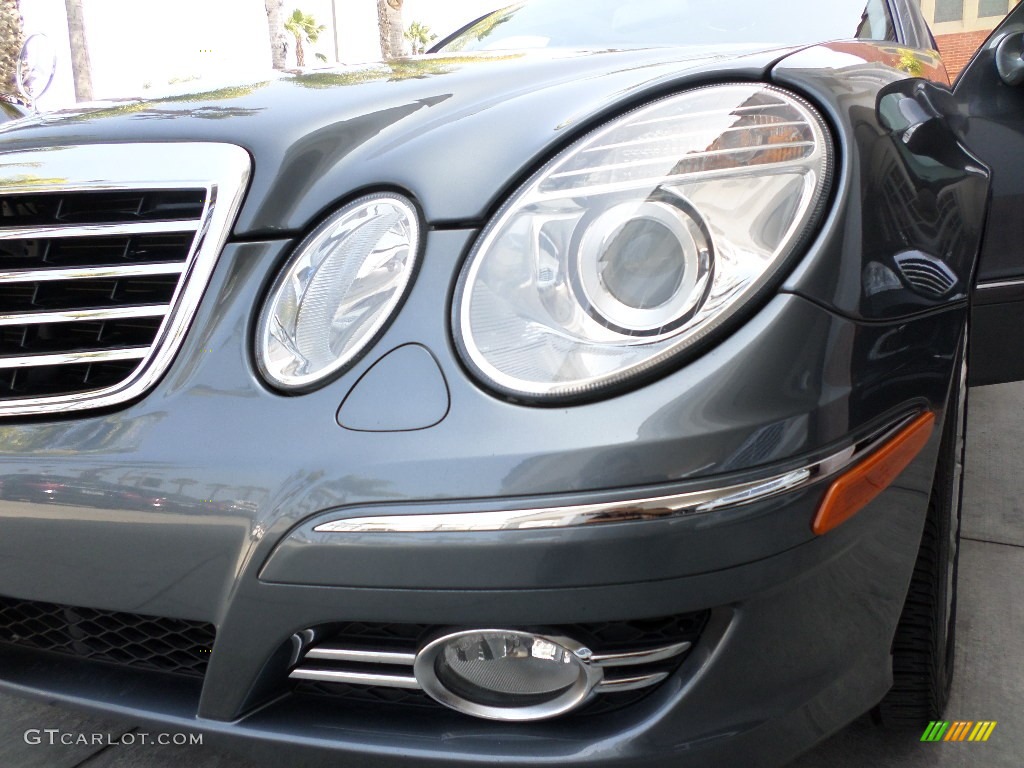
[413,629,601,721]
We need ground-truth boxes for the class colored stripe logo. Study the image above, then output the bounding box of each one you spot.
[921,721,997,742]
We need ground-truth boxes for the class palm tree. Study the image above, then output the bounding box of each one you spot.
[404,20,436,55]
[0,0,24,97]
[64,0,92,101]
[284,9,326,68]
[265,0,288,70]
[376,0,406,59]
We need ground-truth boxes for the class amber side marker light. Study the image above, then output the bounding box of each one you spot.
[812,411,936,536]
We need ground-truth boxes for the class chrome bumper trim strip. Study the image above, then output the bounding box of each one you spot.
[590,641,691,668]
[289,667,422,690]
[313,414,919,534]
[594,672,671,693]
[303,647,417,666]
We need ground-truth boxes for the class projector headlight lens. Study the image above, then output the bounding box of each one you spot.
[454,83,833,400]
[256,193,420,391]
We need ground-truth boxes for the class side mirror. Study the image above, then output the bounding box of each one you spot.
[16,33,57,109]
[995,31,1024,87]
[876,81,965,162]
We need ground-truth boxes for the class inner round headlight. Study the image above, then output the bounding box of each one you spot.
[414,629,597,721]
[256,193,420,391]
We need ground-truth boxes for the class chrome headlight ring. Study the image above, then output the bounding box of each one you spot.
[570,195,715,336]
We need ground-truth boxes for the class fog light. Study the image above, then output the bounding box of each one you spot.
[414,630,599,721]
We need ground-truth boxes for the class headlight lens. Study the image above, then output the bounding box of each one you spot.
[257,193,420,390]
[454,84,833,400]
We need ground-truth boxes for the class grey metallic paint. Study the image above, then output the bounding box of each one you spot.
[0,48,798,234]
[0,2,1001,764]
[952,5,1024,384]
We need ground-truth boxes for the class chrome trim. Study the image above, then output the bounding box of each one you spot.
[0,305,169,326]
[975,277,1024,290]
[291,626,699,720]
[692,469,811,514]
[594,672,670,693]
[583,122,809,154]
[0,347,148,369]
[313,414,919,534]
[303,647,416,666]
[287,629,319,668]
[289,668,421,690]
[0,263,185,283]
[0,220,199,240]
[590,641,691,668]
[412,630,599,722]
[0,143,251,416]
[547,141,816,181]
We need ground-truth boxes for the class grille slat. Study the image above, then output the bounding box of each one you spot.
[0,262,187,283]
[0,360,139,397]
[0,306,168,327]
[0,275,180,314]
[0,144,250,415]
[0,595,215,678]
[0,188,198,402]
[0,233,196,272]
[0,220,200,241]
[0,347,149,369]
[0,318,164,359]
[0,190,207,227]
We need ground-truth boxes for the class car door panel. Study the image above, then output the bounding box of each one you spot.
[956,7,1024,385]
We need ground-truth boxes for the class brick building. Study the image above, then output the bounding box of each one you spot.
[918,0,1022,76]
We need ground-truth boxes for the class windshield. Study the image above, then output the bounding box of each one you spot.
[438,0,896,53]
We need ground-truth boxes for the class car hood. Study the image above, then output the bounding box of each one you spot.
[0,46,800,235]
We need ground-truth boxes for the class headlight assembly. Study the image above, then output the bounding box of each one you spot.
[257,193,420,391]
[454,83,833,401]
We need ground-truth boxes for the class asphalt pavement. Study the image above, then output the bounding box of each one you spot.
[2,383,1022,768]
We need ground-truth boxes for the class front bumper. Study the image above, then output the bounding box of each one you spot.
[0,231,963,766]
[0,475,934,768]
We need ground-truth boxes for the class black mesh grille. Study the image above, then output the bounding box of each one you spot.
[295,681,438,708]
[0,596,215,677]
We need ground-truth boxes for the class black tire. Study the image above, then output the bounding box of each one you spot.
[875,338,967,727]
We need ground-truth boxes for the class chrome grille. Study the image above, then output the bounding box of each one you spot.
[0,144,250,416]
